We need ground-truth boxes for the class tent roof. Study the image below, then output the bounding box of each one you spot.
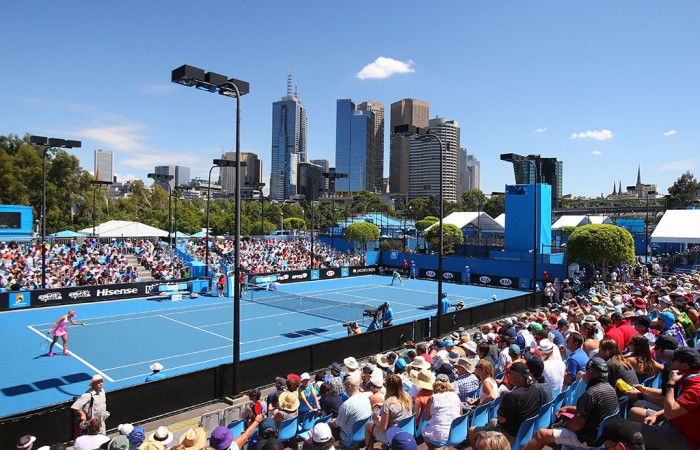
[50,230,88,237]
[190,231,207,238]
[426,212,504,233]
[78,220,168,238]
[551,215,613,230]
[651,210,700,244]
[494,214,506,228]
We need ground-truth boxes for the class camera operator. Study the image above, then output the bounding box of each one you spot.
[343,321,362,336]
[380,302,394,327]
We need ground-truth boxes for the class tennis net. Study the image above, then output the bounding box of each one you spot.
[248,286,373,324]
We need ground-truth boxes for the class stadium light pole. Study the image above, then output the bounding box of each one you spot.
[172,65,249,395]
[205,159,238,277]
[30,135,81,289]
[500,153,538,308]
[645,190,658,261]
[394,125,445,337]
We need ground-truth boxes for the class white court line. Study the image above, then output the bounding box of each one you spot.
[26,325,115,382]
[103,344,233,371]
[111,355,234,382]
[159,315,233,342]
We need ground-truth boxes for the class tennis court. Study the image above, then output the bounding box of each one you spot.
[0,274,525,417]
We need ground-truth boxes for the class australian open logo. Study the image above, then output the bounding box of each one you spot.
[499,278,513,286]
[38,292,63,303]
[443,273,454,280]
[426,270,436,278]
[479,276,492,284]
[69,290,91,299]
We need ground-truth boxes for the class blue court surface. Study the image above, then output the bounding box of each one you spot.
[0,275,525,417]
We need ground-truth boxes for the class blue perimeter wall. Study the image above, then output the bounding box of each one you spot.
[379,251,568,286]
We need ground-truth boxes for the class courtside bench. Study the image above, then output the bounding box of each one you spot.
[157,283,189,301]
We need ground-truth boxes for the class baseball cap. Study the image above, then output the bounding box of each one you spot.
[526,356,545,378]
[386,427,417,450]
[260,438,284,450]
[300,372,311,381]
[557,318,568,328]
[432,339,445,350]
[329,362,342,373]
[586,357,609,373]
[593,418,645,447]
[107,436,129,450]
[509,362,530,379]
[509,344,521,355]
[118,423,134,436]
[634,315,651,328]
[311,422,333,443]
[258,418,277,438]
[472,332,483,342]
[673,347,700,366]
[128,426,146,443]
[655,334,679,351]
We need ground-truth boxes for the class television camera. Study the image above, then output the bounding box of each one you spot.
[450,301,466,311]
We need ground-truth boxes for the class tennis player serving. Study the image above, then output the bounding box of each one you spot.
[47,310,85,357]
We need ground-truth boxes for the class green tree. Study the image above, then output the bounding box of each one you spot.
[285,217,306,232]
[566,224,635,274]
[668,171,700,207]
[424,223,464,254]
[406,198,430,219]
[250,220,277,235]
[350,190,387,214]
[345,221,380,253]
[483,194,505,218]
[379,239,404,251]
[461,189,487,211]
[415,216,438,232]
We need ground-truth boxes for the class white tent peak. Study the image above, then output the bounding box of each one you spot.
[78,220,168,238]
[551,215,612,230]
[652,210,700,244]
[426,212,504,234]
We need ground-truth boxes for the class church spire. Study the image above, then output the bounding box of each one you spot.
[619,180,622,194]
[612,182,617,195]
[636,164,642,186]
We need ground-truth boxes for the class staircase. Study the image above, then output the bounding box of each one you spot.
[125,253,155,282]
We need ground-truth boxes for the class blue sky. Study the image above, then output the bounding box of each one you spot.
[2,1,699,199]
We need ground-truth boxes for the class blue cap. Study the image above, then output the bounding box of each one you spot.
[386,427,417,450]
[395,358,407,370]
[509,344,521,355]
[128,427,146,443]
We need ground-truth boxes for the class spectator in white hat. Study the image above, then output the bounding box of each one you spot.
[298,372,320,414]
[145,362,165,382]
[71,374,109,434]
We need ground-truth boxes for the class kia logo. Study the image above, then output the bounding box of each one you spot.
[500,278,513,286]
[479,276,491,283]
[426,270,436,278]
[326,270,335,276]
[443,273,453,279]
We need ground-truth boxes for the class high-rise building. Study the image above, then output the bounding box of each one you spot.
[335,99,373,193]
[509,155,563,208]
[466,154,480,191]
[408,117,460,203]
[357,101,385,193]
[310,159,330,191]
[154,165,190,190]
[220,152,262,198]
[458,148,468,197]
[270,75,307,201]
[389,99,429,198]
[297,162,324,201]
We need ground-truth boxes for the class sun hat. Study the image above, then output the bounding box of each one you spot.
[91,374,104,383]
[538,339,554,354]
[633,297,646,309]
[583,315,598,324]
[118,424,134,436]
[432,339,445,350]
[139,443,166,450]
[660,295,672,305]
[180,427,207,450]
[368,375,384,389]
[311,422,333,443]
[409,368,435,390]
[447,349,460,363]
[454,357,475,373]
[376,354,390,368]
[622,310,636,319]
[386,427,417,450]
[128,427,146,443]
[464,341,478,354]
[409,356,431,370]
[362,363,377,373]
[150,362,164,372]
[148,426,173,446]
[209,426,233,450]
[16,436,36,449]
[278,391,300,412]
[108,436,129,450]
[343,356,359,370]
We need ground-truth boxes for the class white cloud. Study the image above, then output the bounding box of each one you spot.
[659,159,698,171]
[116,173,138,183]
[663,129,677,136]
[592,150,602,155]
[356,57,415,80]
[535,128,547,134]
[73,122,149,152]
[570,129,613,141]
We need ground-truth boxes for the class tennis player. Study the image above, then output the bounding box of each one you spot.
[390,271,404,286]
[47,310,84,357]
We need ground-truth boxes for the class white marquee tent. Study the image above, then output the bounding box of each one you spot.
[426,212,504,234]
[551,215,613,230]
[651,210,700,244]
[79,220,168,238]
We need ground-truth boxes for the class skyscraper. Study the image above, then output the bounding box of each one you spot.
[408,117,460,203]
[389,99,429,198]
[310,159,330,191]
[357,101,385,193]
[509,155,563,208]
[270,75,307,201]
[297,162,324,201]
[466,154,480,191]
[335,99,373,193]
[220,151,262,198]
[154,165,190,190]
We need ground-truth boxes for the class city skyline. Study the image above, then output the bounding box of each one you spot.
[2,2,699,199]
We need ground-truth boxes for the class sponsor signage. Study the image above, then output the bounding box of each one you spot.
[419,269,461,281]
[320,268,340,280]
[8,292,30,309]
[472,273,518,288]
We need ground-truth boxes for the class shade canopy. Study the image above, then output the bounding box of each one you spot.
[651,210,700,244]
[78,220,168,238]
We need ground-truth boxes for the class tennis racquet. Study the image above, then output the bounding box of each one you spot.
[40,334,51,351]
